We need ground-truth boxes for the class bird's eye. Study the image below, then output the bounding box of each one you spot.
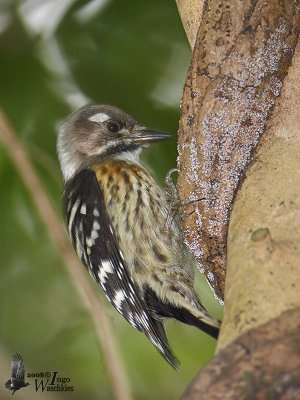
[107,121,121,133]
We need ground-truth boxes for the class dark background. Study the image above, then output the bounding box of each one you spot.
[0,1,222,399]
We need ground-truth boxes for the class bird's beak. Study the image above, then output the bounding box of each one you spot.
[131,129,172,145]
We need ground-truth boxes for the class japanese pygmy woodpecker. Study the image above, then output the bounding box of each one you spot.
[57,104,220,369]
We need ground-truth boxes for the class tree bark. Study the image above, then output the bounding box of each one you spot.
[177,0,300,301]
[218,40,300,349]
[176,0,300,397]
[182,308,300,400]
[175,0,204,49]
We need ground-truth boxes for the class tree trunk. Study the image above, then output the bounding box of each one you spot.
[176,0,300,397]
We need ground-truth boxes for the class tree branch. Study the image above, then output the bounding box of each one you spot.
[182,308,300,400]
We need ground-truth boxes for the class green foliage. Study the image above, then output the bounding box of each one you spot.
[0,1,222,399]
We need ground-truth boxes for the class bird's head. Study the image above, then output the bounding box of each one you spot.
[57,104,171,181]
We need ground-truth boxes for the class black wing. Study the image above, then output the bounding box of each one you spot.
[11,354,25,380]
[63,169,179,369]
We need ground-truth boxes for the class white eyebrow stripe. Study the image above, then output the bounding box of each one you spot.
[88,113,110,123]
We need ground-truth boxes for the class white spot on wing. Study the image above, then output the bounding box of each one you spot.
[102,260,113,274]
[80,203,87,214]
[68,199,80,234]
[98,260,113,284]
[75,232,82,258]
[93,221,100,230]
[67,198,73,212]
[116,270,123,279]
[86,237,95,247]
[93,208,100,217]
[88,112,110,123]
[114,290,125,309]
[91,230,99,240]
[98,268,107,284]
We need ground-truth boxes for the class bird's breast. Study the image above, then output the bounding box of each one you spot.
[92,161,180,274]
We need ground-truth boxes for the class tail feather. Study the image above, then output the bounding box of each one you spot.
[145,317,180,370]
[179,309,220,339]
[144,286,220,340]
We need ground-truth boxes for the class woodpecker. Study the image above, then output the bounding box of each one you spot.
[57,104,220,369]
